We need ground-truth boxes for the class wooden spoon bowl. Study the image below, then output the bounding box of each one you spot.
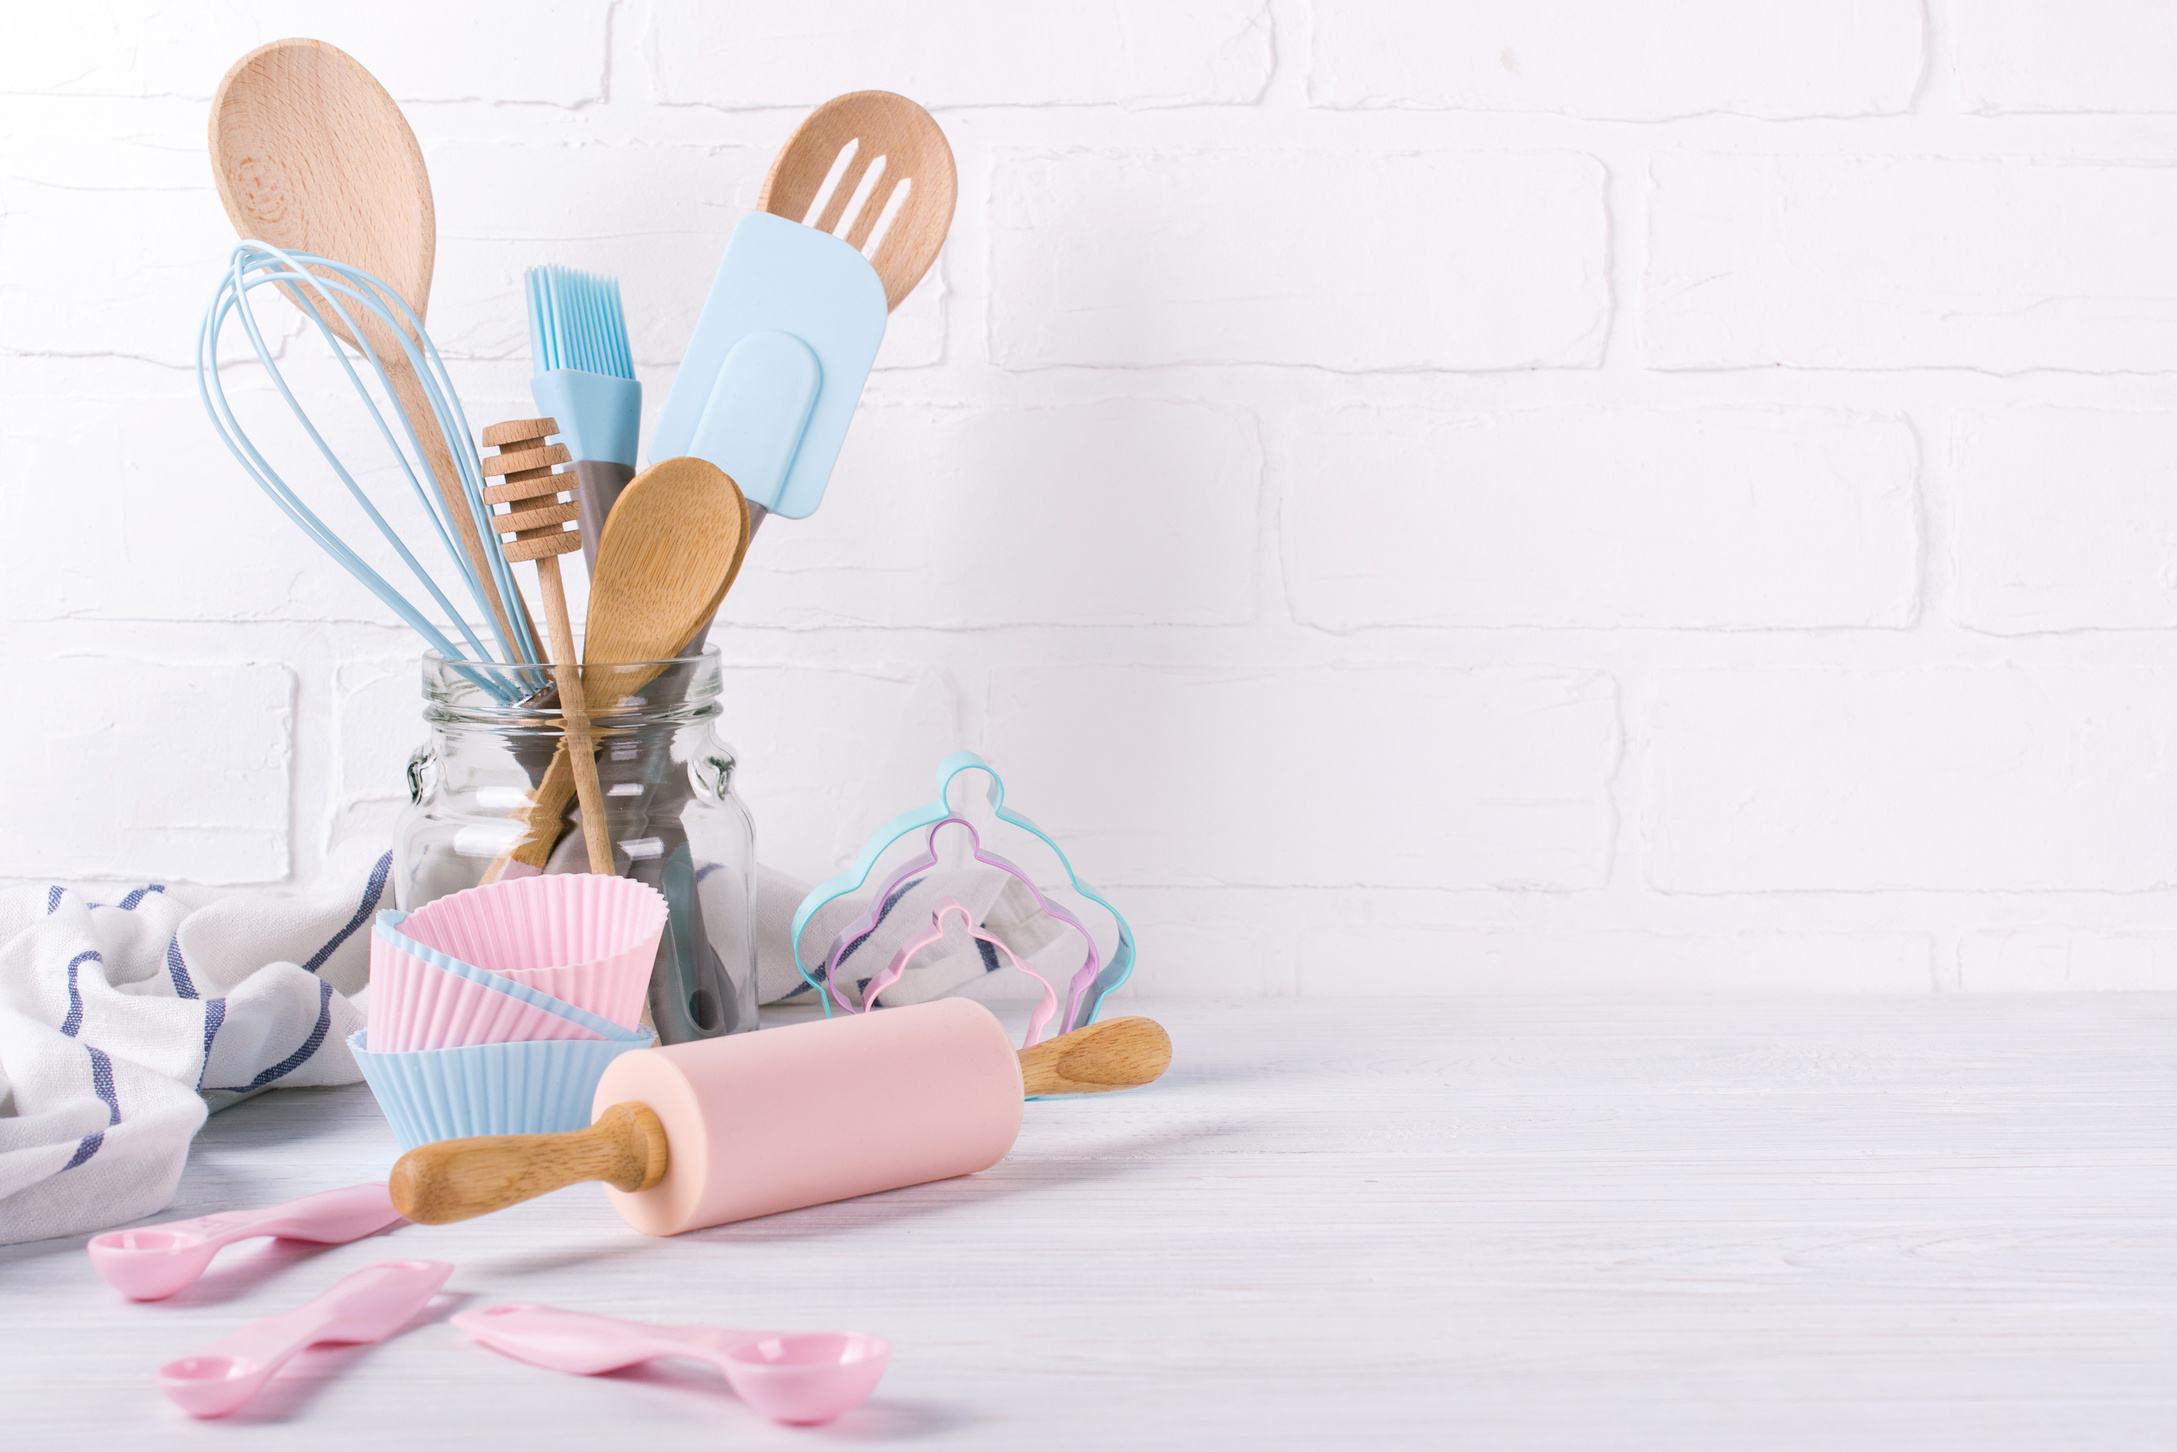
[209,38,434,337]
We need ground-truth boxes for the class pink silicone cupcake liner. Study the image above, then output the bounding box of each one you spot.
[368,929,610,1053]
[471,958,647,1033]
[401,874,667,1029]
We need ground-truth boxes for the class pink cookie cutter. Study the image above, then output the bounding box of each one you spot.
[849,897,1058,1047]
[802,819,1096,1029]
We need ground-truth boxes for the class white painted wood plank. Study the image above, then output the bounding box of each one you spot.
[2,998,2173,1448]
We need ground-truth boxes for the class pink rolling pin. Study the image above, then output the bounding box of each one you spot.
[389,999,1170,1233]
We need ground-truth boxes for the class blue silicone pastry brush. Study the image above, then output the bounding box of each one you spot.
[526,266,640,577]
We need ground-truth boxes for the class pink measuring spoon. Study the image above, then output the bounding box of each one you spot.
[157,1258,452,1418]
[860,897,1059,1047]
[453,1302,888,1426]
[89,1184,403,1301]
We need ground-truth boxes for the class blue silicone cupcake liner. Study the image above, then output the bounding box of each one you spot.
[349,1027,655,1151]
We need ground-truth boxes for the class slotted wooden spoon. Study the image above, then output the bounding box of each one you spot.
[483,458,750,882]
[755,90,956,313]
[209,38,525,652]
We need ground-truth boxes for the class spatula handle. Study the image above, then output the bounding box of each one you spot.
[572,459,635,578]
[389,1102,669,1225]
[1016,1016,1172,1096]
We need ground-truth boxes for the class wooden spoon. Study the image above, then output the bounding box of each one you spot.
[208,38,524,652]
[484,458,750,881]
[755,90,956,313]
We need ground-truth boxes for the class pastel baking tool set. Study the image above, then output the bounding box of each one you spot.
[793,752,1138,1033]
[158,1259,453,1417]
[88,1184,403,1302]
[453,1303,888,1426]
[388,1000,1173,1234]
[170,37,1157,1427]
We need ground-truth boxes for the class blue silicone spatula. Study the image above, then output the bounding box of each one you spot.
[652,91,955,531]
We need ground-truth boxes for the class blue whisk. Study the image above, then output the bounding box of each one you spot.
[196,241,543,698]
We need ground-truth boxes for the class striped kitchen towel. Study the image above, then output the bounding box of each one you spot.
[0,840,385,1246]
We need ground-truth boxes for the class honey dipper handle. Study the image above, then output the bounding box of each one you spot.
[534,553,614,876]
[1017,1016,1172,1096]
[389,1102,669,1225]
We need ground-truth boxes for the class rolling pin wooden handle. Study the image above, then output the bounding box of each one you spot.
[388,1101,669,1225]
[1017,1016,1172,1097]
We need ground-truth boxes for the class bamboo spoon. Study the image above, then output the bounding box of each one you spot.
[756,90,957,311]
[209,38,526,653]
[482,419,613,875]
[482,459,749,882]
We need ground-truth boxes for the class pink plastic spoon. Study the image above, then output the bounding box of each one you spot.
[89,1184,404,1301]
[453,1302,888,1425]
[157,1258,452,1418]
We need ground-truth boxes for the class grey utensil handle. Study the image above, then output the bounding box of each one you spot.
[573,459,637,578]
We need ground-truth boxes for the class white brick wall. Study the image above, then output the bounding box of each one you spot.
[10,0,2177,995]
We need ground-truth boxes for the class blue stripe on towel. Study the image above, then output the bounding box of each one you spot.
[116,885,165,910]
[87,1045,119,1122]
[165,934,199,1000]
[302,852,390,974]
[60,1045,122,1174]
[194,998,227,1093]
[45,886,62,915]
[59,950,100,1038]
[206,980,332,1094]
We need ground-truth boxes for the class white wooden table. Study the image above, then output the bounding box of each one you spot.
[5,997,2174,1448]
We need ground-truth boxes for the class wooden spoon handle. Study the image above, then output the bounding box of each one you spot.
[1017,1016,1172,1097]
[535,554,614,876]
[389,1102,668,1225]
[384,359,526,651]
[485,740,578,879]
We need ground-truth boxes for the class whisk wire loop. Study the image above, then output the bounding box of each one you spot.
[198,243,548,699]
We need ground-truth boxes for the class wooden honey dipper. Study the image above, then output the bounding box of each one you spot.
[481,418,613,875]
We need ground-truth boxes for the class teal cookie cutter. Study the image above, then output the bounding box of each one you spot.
[789,752,1136,1032]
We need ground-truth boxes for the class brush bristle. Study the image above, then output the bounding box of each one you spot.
[524,266,636,382]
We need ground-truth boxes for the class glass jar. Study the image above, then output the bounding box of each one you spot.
[394,647,756,1043]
